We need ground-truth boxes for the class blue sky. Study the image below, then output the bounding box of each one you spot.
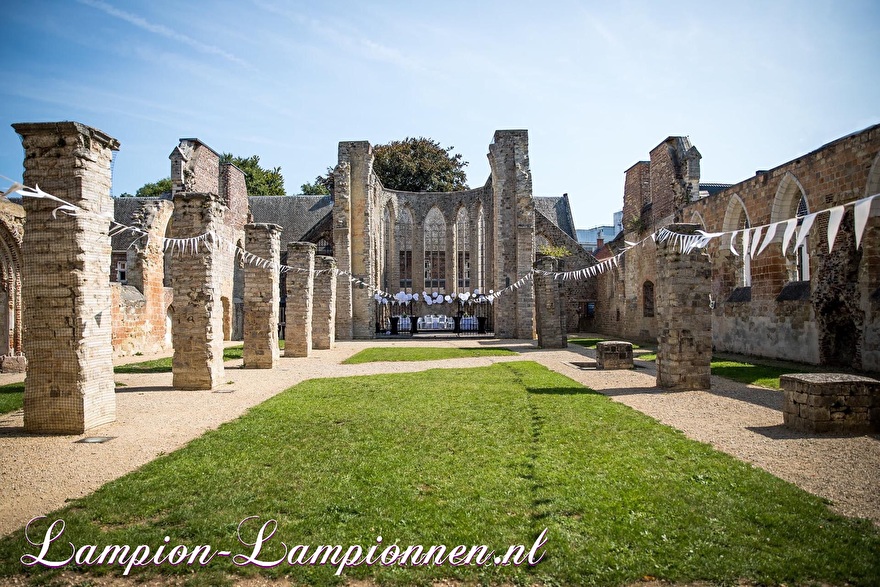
[1,0,877,229]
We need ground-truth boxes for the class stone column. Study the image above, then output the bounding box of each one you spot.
[170,192,226,390]
[534,257,567,349]
[313,256,337,350]
[332,162,353,340]
[243,223,281,369]
[286,242,316,357]
[656,223,712,390]
[14,121,119,433]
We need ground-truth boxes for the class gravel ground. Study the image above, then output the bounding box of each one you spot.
[0,337,877,582]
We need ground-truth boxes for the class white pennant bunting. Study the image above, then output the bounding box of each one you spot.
[749,226,763,258]
[854,195,877,249]
[742,229,751,260]
[756,222,778,257]
[781,218,797,254]
[825,206,845,253]
[793,213,817,252]
[729,230,740,257]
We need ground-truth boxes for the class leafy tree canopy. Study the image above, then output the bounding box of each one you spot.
[220,153,285,195]
[119,177,172,198]
[373,137,468,192]
[304,137,468,195]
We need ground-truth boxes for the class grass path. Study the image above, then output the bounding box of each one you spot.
[3,362,877,586]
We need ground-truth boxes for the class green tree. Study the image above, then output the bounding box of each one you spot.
[119,177,172,198]
[373,137,468,192]
[220,153,285,195]
[300,176,331,195]
[306,138,468,195]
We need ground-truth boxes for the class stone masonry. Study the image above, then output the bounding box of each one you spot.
[243,223,281,369]
[534,256,567,348]
[14,121,119,433]
[782,373,880,434]
[170,191,227,390]
[655,224,712,390]
[596,341,634,370]
[313,255,337,350]
[286,242,316,357]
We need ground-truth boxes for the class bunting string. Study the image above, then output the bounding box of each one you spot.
[2,178,879,306]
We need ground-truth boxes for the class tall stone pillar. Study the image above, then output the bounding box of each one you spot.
[313,256,337,350]
[170,192,226,390]
[656,223,712,390]
[332,162,353,340]
[14,121,119,433]
[286,242,316,357]
[488,130,535,339]
[534,257,567,349]
[243,223,281,369]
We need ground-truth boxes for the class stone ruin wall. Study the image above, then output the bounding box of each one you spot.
[111,199,174,356]
[597,124,880,371]
[534,212,598,333]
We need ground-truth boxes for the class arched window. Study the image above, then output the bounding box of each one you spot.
[456,208,470,289]
[396,208,413,291]
[477,204,486,291]
[722,196,752,288]
[771,173,811,283]
[794,195,810,281]
[643,281,655,317]
[424,208,446,293]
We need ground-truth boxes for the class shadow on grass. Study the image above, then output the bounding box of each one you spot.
[527,386,600,396]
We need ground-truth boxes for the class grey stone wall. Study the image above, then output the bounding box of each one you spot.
[488,130,535,339]
[655,224,712,390]
[14,121,119,433]
[534,257,567,348]
[313,255,337,350]
[243,223,281,369]
[285,242,316,357]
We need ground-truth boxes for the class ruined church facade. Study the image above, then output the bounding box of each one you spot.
[594,125,880,372]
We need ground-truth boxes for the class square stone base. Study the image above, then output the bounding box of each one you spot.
[596,341,633,370]
[781,373,880,434]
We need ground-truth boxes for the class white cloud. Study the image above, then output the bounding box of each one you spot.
[77,0,250,68]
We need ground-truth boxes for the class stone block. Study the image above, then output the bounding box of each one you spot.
[781,373,880,434]
[596,341,633,370]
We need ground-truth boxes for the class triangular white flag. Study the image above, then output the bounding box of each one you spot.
[730,230,740,257]
[781,218,797,254]
[742,228,751,260]
[749,226,763,258]
[756,222,778,257]
[825,206,845,253]
[854,195,877,249]
[794,213,817,252]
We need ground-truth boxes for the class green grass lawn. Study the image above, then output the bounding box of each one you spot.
[0,381,23,414]
[342,346,517,364]
[634,354,805,389]
[2,362,877,586]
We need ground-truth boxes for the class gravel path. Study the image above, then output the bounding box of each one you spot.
[1,338,878,543]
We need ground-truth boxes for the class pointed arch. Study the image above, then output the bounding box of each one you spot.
[396,205,414,291]
[455,206,470,289]
[721,194,752,287]
[424,207,447,293]
[688,210,706,230]
[771,172,810,281]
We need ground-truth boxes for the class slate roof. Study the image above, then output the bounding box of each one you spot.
[112,196,167,251]
[534,195,577,239]
[249,195,333,246]
[699,183,733,197]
